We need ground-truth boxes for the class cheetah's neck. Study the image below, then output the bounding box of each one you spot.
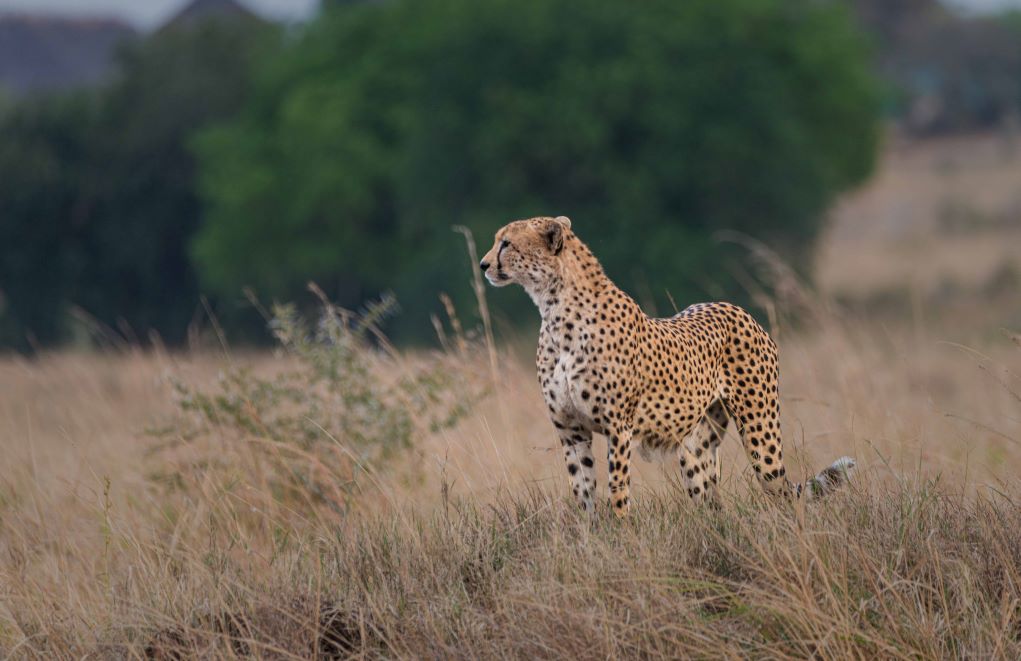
[531,233,639,327]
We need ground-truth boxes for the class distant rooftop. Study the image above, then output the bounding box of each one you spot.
[0,13,136,94]
[161,0,259,31]
[0,0,269,96]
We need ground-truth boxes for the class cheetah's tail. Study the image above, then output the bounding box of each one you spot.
[798,456,856,500]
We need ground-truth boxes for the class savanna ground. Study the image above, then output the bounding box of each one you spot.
[2,133,1021,658]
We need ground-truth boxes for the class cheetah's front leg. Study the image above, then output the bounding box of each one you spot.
[607,427,633,517]
[556,426,596,512]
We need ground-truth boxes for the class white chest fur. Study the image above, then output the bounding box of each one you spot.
[548,348,575,409]
[540,331,601,433]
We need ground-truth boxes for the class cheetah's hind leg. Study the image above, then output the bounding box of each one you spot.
[678,400,728,504]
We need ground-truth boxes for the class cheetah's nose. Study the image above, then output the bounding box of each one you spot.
[479,260,490,272]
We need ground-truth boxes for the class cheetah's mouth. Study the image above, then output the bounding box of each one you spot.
[485,271,512,286]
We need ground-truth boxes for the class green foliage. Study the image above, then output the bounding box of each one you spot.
[0,19,277,351]
[0,0,880,349]
[195,0,880,339]
[0,94,98,348]
[156,293,486,517]
[71,20,278,344]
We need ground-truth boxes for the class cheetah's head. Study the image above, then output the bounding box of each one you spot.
[479,216,571,291]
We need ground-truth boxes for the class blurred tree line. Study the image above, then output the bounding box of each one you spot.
[0,16,276,349]
[0,0,880,351]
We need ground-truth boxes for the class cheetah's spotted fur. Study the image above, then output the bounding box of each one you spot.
[480,216,854,516]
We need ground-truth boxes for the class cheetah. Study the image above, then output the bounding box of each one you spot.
[479,216,854,517]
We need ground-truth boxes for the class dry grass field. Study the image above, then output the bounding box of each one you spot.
[819,131,1021,316]
[1,135,1020,658]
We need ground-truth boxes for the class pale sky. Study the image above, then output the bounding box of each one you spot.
[0,0,1017,29]
[0,0,319,28]
[945,0,1021,10]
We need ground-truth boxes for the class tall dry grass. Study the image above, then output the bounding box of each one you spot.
[1,282,1018,658]
[1,181,1020,656]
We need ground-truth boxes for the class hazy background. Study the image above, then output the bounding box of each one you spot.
[0,0,317,27]
[1,0,1020,26]
[0,0,1019,350]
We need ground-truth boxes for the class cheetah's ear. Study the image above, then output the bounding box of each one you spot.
[542,218,565,255]
[554,216,572,230]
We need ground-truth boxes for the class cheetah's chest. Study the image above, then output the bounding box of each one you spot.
[547,348,579,411]
[540,340,599,429]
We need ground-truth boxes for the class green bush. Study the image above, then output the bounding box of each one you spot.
[153,291,486,519]
[195,0,880,340]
